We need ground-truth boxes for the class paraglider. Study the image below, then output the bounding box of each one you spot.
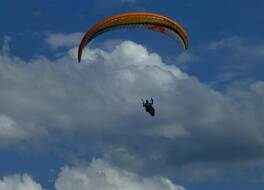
[142,98,155,116]
[77,12,189,63]
[77,12,189,116]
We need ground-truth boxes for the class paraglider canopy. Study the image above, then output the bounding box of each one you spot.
[78,12,189,63]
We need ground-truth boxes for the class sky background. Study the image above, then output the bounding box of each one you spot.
[0,0,264,190]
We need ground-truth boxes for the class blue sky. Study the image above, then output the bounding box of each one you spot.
[0,1,264,190]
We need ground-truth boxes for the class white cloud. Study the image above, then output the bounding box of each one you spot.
[0,115,30,145]
[55,159,185,190]
[45,33,83,49]
[78,41,188,80]
[207,36,264,72]
[1,36,11,55]
[0,159,185,190]
[118,0,137,3]
[0,174,43,190]
[207,36,243,50]
[1,36,264,181]
[175,52,195,65]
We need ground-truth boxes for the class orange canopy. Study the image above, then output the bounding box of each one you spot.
[78,12,189,63]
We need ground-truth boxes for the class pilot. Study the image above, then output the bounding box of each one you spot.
[142,98,155,116]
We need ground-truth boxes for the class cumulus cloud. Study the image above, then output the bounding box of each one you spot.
[1,37,264,181]
[55,159,185,190]
[0,174,43,190]
[0,159,185,190]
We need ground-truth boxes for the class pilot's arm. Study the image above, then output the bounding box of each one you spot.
[141,99,145,107]
[150,98,153,105]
